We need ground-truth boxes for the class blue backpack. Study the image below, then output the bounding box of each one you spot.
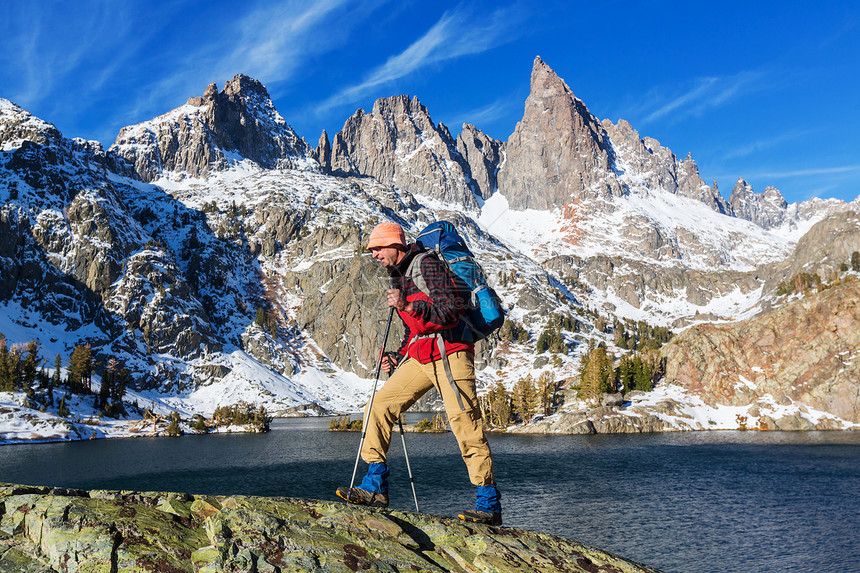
[408,221,505,341]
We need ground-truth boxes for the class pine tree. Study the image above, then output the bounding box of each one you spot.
[631,356,651,391]
[112,367,130,402]
[616,356,635,392]
[578,344,613,403]
[57,395,70,417]
[192,414,208,432]
[69,344,94,394]
[499,320,518,342]
[8,344,24,391]
[166,412,183,437]
[482,381,512,428]
[536,331,550,354]
[46,371,54,407]
[536,372,555,416]
[852,251,860,272]
[517,327,530,344]
[98,359,116,413]
[0,339,13,392]
[512,375,539,423]
[52,354,62,386]
[22,341,40,394]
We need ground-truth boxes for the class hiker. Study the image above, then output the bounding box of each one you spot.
[336,221,502,525]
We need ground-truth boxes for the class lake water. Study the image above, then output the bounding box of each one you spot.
[1,418,859,573]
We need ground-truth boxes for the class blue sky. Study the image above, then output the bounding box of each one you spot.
[2,0,858,204]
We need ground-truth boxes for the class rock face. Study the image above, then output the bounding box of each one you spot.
[0,483,662,573]
[499,56,619,210]
[603,120,729,213]
[455,124,502,201]
[294,250,406,378]
[111,75,314,181]
[728,179,788,229]
[512,402,698,435]
[315,129,332,172]
[330,95,479,208]
[663,280,860,423]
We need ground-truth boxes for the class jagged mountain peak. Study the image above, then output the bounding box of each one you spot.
[111,75,315,182]
[498,57,617,210]
[531,55,577,100]
[762,185,787,204]
[0,98,64,149]
[328,93,480,208]
[223,73,270,97]
[455,123,502,201]
[729,178,789,229]
[528,55,601,126]
[371,93,428,117]
[187,75,272,107]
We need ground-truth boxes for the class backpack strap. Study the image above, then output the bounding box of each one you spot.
[407,332,466,411]
[405,252,431,296]
[404,252,467,411]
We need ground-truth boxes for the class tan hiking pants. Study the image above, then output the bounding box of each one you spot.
[360,351,495,486]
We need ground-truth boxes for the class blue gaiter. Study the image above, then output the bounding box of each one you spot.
[359,462,390,494]
[476,484,502,513]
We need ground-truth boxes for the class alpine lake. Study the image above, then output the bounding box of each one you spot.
[1,416,858,573]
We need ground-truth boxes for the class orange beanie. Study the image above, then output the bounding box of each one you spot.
[367,222,406,250]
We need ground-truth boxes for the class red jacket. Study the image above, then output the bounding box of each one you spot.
[390,244,474,364]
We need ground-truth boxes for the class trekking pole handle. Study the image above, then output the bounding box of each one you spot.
[374,307,395,378]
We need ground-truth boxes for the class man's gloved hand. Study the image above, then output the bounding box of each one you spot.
[381,351,401,374]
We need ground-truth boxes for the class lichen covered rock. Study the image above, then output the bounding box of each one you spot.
[0,483,662,572]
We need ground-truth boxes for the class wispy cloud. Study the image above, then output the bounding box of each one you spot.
[751,165,860,179]
[121,0,383,129]
[209,0,352,84]
[641,70,766,125]
[316,4,524,114]
[720,129,814,161]
[1,3,131,107]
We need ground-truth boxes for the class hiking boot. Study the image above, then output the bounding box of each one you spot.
[458,509,502,526]
[336,487,389,508]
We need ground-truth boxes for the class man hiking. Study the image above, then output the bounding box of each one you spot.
[336,221,502,525]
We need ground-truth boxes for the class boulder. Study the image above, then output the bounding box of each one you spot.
[601,392,625,407]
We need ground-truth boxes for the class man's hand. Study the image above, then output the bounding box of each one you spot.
[381,355,395,374]
[381,352,401,374]
[386,288,413,313]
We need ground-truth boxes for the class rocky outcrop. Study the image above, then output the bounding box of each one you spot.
[315,128,332,172]
[330,95,478,208]
[761,210,860,292]
[455,124,502,201]
[544,253,761,316]
[110,75,313,181]
[728,179,788,229]
[663,280,860,422]
[105,249,216,359]
[498,56,620,210]
[0,483,661,572]
[604,120,729,213]
[512,402,696,435]
[294,252,405,379]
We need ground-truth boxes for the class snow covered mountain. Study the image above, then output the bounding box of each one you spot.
[112,75,316,182]
[1,59,858,436]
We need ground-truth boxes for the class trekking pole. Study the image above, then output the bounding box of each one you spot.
[349,305,395,493]
[397,415,420,512]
